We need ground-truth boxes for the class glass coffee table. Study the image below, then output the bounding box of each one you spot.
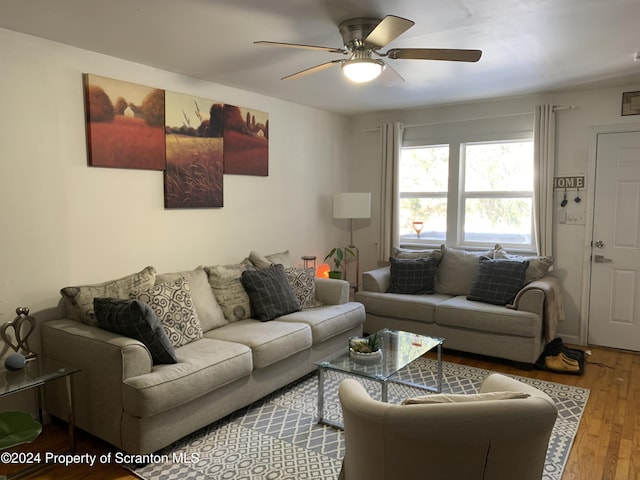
[315,329,444,429]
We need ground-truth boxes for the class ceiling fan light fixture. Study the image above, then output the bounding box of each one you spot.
[342,58,384,83]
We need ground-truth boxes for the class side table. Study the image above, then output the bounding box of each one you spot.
[1,357,80,478]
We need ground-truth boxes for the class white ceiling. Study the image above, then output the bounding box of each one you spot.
[2,0,640,115]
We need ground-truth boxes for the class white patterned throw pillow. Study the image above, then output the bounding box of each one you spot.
[130,277,203,348]
[284,267,322,309]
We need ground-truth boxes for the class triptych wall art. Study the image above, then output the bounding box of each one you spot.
[83,73,269,209]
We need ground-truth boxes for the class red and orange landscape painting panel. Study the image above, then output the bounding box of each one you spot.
[223,105,269,176]
[84,74,165,170]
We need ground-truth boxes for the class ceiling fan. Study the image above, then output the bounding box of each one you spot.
[255,15,482,85]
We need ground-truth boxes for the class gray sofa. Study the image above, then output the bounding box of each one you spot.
[41,251,365,454]
[355,246,562,365]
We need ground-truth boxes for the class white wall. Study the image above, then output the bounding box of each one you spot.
[0,28,352,372]
[349,86,640,344]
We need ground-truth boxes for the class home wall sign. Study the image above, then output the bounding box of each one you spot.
[553,175,585,190]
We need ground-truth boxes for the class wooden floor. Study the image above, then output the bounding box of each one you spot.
[4,345,639,480]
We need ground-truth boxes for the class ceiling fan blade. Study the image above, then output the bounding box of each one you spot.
[282,60,343,80]
[254,41,346,54]
[387,48,482,62]
[379,63,404,87]
[365,15,415,49]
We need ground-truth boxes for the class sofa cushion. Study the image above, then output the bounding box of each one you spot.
[205,319,312,369]
[93,297,177,365]
[401,391,530,405]
[493,244,554,284]
[435,247,494,296]
[435,296,541,338]
[248,249,294,269]
[205,260,255,322]
[467,258,529,306]
[156,268,227,331]
[60,266,157,326]
[122,337,253,417]
[241,264,301,321]
[284,267,322,309]
[130,277,203,348]
[277,302,365,343]
[388,256,439,294]
[355,291,451,324]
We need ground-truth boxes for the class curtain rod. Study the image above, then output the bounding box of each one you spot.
[363,104,577,132]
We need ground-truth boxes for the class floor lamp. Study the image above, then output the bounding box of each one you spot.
[333,192,371,292]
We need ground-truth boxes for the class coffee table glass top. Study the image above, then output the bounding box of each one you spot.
[316,329,443,381]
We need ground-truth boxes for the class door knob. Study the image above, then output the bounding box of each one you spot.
[594,240,605,248]
[593,255,613,263]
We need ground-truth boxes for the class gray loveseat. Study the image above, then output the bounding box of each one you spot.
[355,245,563,365]
[41,250,365,454]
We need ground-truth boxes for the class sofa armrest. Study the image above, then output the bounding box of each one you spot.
[362,266,391,293]
[315,277,350,305]
[41,319,153,448]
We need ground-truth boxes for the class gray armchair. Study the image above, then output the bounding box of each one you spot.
[338,373,558,480]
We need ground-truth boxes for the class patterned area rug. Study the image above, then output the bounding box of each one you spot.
[131,359,589,480]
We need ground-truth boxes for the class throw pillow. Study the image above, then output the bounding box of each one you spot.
[467,258,529,306]
[434,247,495,296]
[60,266,157,326]
[401,391,530,405]
[284,267,323,309]
[155,268,227,331]
[392,245,444,262]
[493,244,554,283]
[241,264,301,321]
[204,260,255,322]
[248,250,293,269]
[388,256,439,294]
[130,277,203,348]
[93,298,177,365]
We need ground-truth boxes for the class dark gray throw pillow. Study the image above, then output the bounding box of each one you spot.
[241,264,301,321]
[93,297,177,365]
[388,256,439,294]
[467,258,529,306]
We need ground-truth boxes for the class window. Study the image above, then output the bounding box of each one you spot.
[399,145,449,243]
[399,138,534,251]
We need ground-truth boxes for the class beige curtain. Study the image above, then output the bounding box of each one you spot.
[533,105,556,257]
[379,123,403,263]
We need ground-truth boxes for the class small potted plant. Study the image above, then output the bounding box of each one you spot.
[349,333,381,360]
[324,246,355,280]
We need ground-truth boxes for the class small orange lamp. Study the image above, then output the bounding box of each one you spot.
[317,263,330,278]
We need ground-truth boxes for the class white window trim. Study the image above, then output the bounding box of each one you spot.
[399,131,535,252]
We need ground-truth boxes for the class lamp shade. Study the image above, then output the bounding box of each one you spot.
[333,193,371,219]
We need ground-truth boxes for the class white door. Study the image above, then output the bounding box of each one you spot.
[588,130,640,351]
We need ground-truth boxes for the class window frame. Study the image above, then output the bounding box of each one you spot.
[399,131,535,253]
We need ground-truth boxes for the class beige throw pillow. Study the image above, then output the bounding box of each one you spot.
[402,391,530,405]
[60,266,157,326]
[493,244,554,283]
[434,247,494,296]
[392,245,444,262]
[249,250,294,269]
[205,260,255,322]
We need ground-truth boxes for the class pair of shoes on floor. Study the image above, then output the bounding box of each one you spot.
[545,352,580,372]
